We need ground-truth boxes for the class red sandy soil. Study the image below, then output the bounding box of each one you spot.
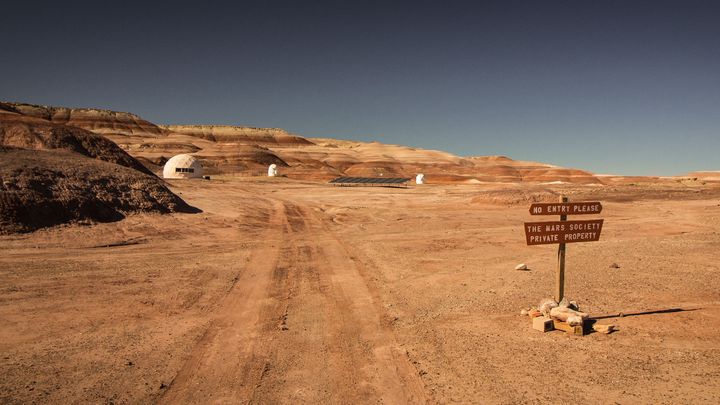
[2,178,720,404]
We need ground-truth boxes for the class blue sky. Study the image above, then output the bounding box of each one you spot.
[2,0,719,175]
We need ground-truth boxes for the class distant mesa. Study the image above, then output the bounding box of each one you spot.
[135,142,201,154]
[2,100,613,187]
[1,102,165,137]
[688,171,720,182]
[469,155,514,162]
[161,125,314,146]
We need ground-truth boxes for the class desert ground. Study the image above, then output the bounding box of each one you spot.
[2,178,720,404]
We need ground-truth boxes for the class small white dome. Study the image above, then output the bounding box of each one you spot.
[268,164,278,177]
[163,154,203,179]
[416,173,425,184]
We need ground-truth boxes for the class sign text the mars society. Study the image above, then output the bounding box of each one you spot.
[524,219,604,245]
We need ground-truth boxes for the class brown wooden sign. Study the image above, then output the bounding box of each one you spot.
[524,219,604,245]
[522,196,605,302]
[529,202,602,216]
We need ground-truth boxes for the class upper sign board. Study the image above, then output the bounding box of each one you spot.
[529,202,602,216]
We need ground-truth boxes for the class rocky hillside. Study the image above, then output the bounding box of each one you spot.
[162,125,314,145]
[1,102,165,137]
[113,130,602,183]
[2,101,603,184]
[0,109,155,176]
[0,106,198,233]
[0,147,197,233]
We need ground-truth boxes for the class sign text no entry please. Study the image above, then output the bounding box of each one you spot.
[524,219,604,245]
[529,202,602,215]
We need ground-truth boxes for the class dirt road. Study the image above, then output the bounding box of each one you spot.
[159,197,426,404]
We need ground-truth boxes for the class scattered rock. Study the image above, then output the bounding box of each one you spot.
[515,263,528,270]
[566,314,584,326]
[538,298,558,316]
[593,324,617,334]
[159,382,167,389]
[550,306,589,322]
[520,309,528,316]
[558,298,580,311]
[610,263,620,268]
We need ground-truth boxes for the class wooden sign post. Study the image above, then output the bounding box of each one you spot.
[524,197,604,302]
[557,196,567,304]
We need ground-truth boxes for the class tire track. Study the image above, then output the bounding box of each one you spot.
[159,199,427,403]
[158,199,288,404]
[250,202,428,403]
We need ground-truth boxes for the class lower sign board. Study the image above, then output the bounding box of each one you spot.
[524,219,604,245]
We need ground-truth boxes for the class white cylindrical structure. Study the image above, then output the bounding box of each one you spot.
[416,173,425,185]
[268,164,278,177]
[163,154,203,179]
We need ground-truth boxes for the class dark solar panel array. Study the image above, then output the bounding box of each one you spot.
[329,177,412,184]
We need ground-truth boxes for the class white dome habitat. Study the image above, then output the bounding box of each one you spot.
[163,154,203,179]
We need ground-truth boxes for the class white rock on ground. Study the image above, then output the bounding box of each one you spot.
[515,263,528,270]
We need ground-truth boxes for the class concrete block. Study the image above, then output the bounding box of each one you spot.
[532,316,554,332]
